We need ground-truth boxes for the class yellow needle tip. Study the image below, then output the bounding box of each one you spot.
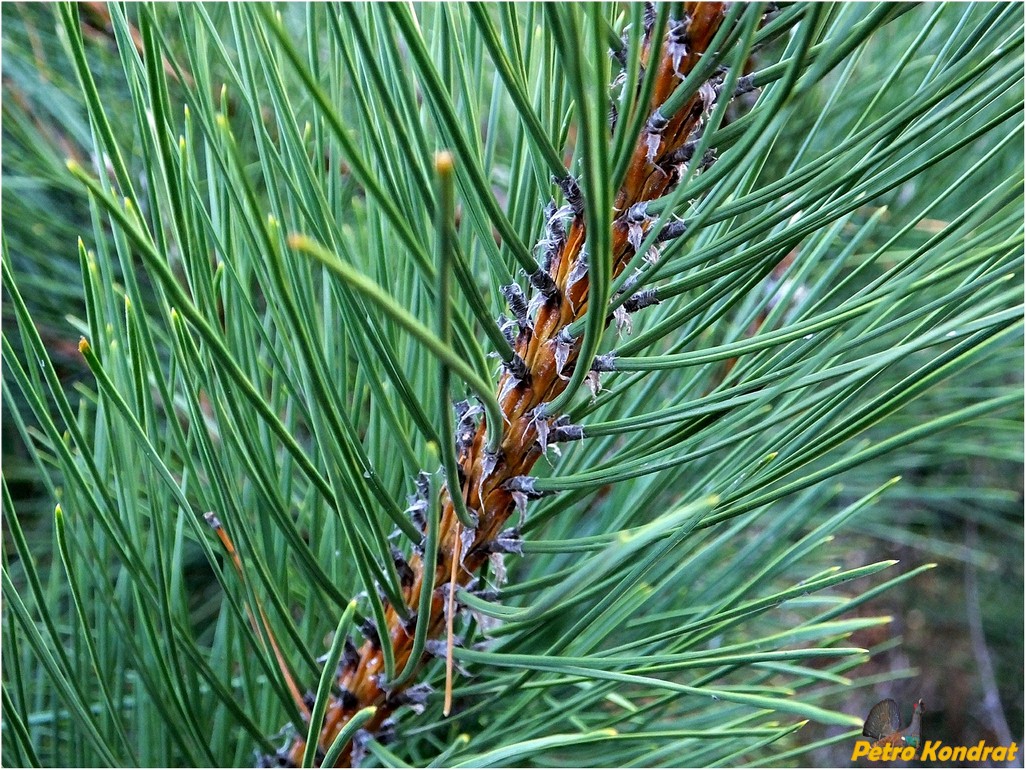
[435,150,455,174]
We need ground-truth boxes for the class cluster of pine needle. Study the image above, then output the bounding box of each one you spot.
[279,4,765,766]
[2,3,1021,769]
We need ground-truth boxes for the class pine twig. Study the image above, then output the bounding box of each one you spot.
[277,5,755,766]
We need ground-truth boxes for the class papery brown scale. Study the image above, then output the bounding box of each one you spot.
[553,225,586,289]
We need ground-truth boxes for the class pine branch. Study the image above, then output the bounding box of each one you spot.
[279,4,762,766]
[4,4,1021,767]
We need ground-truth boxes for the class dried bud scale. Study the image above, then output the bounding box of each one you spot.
[341,637,360,673]
[624,288,661,313]
[391,548,415,589]
[487,528,524,556]
[349,731,371,768]
[643,2,657,33]
[529,268,559,299]
[551,421,585,444]
[614,305,633,336]
[496,314,517,345]
[644,110,670,161]
[667,17,691,76]
[500,283,530,328]
[375,720,397,746]
[556,174,585,215]
[658,218,688,242]
[358,619,379,648]
[542,198,556,225]
[489,552,508,587]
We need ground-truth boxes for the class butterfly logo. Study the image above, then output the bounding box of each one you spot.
[862,698,924,749]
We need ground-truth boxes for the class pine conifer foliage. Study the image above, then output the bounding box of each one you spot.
[2,3,1022,768]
